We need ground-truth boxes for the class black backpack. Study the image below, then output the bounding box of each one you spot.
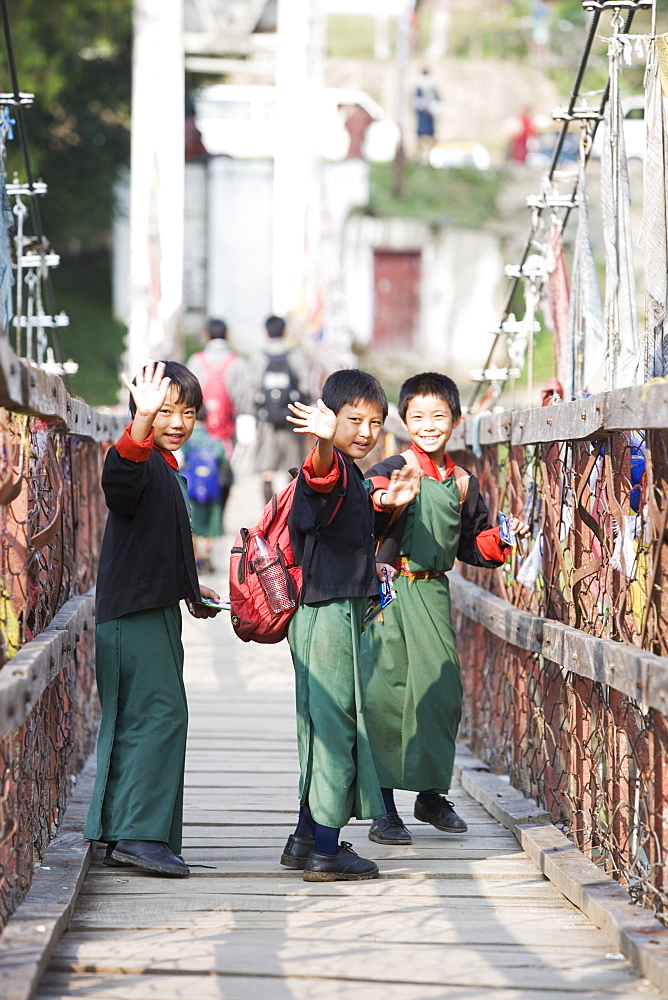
[256,351,302,428]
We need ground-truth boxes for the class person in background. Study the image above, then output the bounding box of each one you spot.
[186,318,248,459]
[414,68,441,164]
[181,406,233,573]
[250,315,311,504]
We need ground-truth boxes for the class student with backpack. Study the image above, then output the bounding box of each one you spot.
[277,369,419,881]
[181,407,233,573]
[250,315,311,503]
[186,317,248,459]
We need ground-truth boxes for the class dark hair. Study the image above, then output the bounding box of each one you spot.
[128,361,203,417]
[265,314,286,339]
[398,372,461,422]
[321,369,388,421]
[207,318,228,340]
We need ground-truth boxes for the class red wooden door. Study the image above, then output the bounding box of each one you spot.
[372,249,421,348]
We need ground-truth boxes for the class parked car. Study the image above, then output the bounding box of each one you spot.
[590,96,650,162]
[429,141,491,171]
[525,127,580,170]
[193,84,400,162]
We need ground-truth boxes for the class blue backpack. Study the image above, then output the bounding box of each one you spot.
[183,448,222,504]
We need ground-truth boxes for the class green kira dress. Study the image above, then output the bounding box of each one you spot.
[360,473,463,795]
[85,472,193,854]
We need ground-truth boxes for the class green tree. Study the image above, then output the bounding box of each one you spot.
[4,0,133,252]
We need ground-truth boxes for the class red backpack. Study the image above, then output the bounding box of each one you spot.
[230,460,348,643]
[197,352,236,443]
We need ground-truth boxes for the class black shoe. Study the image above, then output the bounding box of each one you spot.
[368,812,412,845]
[414,795,468,833]
[303,842,379,882]
[102,842,132,868]
[111,840,190,877]
[280,833,315,870]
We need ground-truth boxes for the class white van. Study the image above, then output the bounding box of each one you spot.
[193,84,399,162]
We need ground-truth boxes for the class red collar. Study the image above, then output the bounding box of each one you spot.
[409,442,455,481]
[156,446,179,470]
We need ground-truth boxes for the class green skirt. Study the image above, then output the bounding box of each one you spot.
[288,597,384,829]
[84,605,188,854]
[360,574,462,794]
[191,499,223,538]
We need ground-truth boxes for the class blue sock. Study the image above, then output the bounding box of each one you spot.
[381,787,397,814]
[294,804,316,839]
[417,791,440,804]
[314,822,340,855]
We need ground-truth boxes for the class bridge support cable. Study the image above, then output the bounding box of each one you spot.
[0,0,73,375]
[466,0,651,414]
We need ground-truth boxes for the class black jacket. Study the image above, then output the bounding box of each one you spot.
[288,449,376,604]
[95,445,200,624]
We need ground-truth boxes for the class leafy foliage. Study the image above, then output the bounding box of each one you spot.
[3,0,133,252]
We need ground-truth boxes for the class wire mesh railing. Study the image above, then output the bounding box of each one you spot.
[0,376,122,929]
[450,385,668,920]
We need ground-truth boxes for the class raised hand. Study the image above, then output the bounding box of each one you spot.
[384,464,421,508]
[121,361,172,419]
[287,399,337,442]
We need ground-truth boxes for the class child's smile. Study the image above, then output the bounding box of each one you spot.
[333,401,384,460]
[152,388,197,452]
[404,395,460,466]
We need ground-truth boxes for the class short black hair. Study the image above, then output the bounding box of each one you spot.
[398,372,461,422]
[265,315,286,338]
[128,361,203,418]
[207,318,228,340]
[321,369,388,421]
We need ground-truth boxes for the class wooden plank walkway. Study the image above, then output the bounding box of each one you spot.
[34,473,666,1000]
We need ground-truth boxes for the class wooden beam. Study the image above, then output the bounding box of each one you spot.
[0,592,95,740]
[449,572,668,713]
[0,339,124,442]
[451,382,668,452]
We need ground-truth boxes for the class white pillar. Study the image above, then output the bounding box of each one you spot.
[272,0,320,316]
[126,0,185,376]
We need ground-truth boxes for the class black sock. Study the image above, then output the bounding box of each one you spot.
[381,787,397,814]
[417,791,441,804]
[294,804,316,840]
[314,822,340,855]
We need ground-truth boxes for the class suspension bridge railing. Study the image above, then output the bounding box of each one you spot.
[449,383,668,919]
[0,341,123,929]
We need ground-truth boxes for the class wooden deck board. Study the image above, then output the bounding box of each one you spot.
[32,512,666,1000]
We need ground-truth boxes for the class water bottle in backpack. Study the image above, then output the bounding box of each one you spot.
[249,532,296,614]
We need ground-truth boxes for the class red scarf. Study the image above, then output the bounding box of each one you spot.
[408,442,455,482]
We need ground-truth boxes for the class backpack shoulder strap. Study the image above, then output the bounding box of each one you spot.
[451,466,470,504]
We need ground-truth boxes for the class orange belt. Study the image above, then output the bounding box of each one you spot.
[395,556,446,580]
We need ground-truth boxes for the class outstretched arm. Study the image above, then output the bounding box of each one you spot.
[287,399,337,476]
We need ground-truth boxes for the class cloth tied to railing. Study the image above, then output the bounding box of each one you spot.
[640,35,668,379]
[601,33,641,390]
[547,221,571,395]
[567,164,604,397]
